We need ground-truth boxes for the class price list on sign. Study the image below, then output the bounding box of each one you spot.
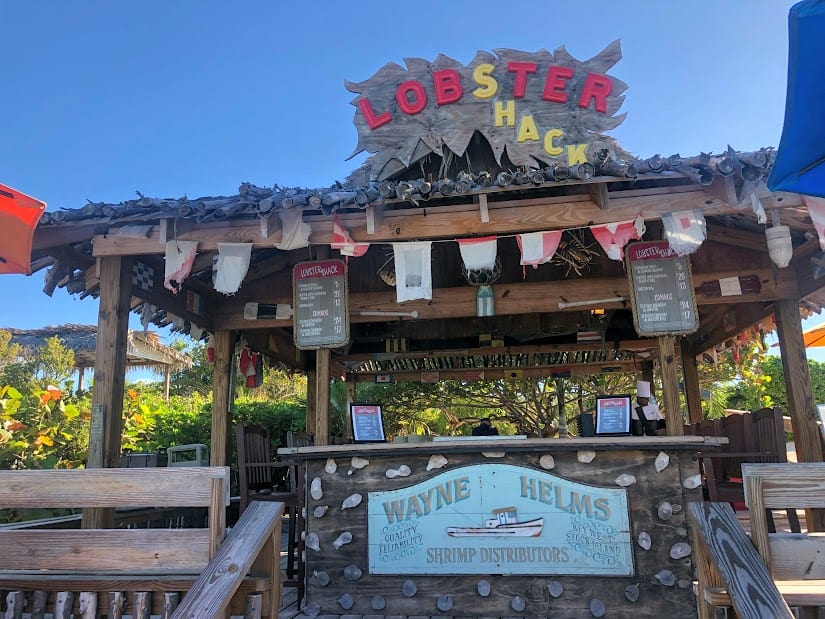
[626,241,699,336]
[293,260,349,349]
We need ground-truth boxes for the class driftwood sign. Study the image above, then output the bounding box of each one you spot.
[347,42,627,179]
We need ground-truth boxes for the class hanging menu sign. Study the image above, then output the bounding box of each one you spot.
[293,260,349,349]
[626,241,698,336]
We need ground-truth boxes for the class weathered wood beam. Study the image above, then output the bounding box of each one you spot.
[658,335,684,436]
[211,268,795,331]
[90,187,803,257]
[33,223,102,251]
[478,194,490,223]
[681,338,703,425]
[315,350,330,446]
[365,204,384,235]
[775,298,824,462]
[587,183,610,210]
[210,330,234,467]
[84,256,132,529]
[259,212,280,240]
[705,227,767,252]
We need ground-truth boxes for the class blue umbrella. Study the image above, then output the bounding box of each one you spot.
[767,0,825,197]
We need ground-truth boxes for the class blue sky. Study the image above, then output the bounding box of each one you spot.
[2,0,822,360]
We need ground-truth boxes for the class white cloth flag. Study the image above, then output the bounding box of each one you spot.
[457,236,498,271]
[804,195,825,250]
[392,242,432,302]
[164,240,199,293]
[214,243,252,295]
[274,208,312,250]
[661,209,707,255]
[516,230,563,267]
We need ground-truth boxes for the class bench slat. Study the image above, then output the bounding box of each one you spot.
[769,532,825,580]
[0,467,229,508]
[0,529,211,571]
[743,463,825,509]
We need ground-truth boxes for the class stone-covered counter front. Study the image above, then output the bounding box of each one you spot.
[278,436,721,618]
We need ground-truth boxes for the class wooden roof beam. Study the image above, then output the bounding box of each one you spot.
[92,187,790,257]
[210,267,796,331]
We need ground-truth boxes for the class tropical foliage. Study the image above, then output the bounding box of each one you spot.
[0,325,821,474]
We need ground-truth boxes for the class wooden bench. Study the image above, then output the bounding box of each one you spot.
[689,462,825,619]
[0,467,283,618]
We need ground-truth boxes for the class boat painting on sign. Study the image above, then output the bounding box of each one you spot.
[446,506,543,537]
[367,463,633,575]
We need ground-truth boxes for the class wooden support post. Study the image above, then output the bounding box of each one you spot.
[259,212,279,240]
[680,339,703,425]
[658,335,684,436]
[306,368,316,435]
[211,330,235,466]
[478,194,490,223]
[345,373,356,439]
[588,183,610,210]
[85,255,131,529]
[366,204,384,234]
[775,298,824,476]
[163,367,171,401]
[315,349,330,445]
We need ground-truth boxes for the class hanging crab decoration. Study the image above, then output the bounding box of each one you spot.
[377,253,396,287]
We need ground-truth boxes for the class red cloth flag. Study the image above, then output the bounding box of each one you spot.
[590,218,644,261]
[332,215,369,257]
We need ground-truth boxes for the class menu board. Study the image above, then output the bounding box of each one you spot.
[293,260,349,349]
[596,395,632,435]
[626,241,699,336]
[350,403,386,443]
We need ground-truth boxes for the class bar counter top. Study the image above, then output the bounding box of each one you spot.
[278,434,725,459]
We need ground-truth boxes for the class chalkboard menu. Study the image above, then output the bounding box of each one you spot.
[595,395,632,435]
[626,241,699,336]
[350,403,386,443]
[293,260,349,350]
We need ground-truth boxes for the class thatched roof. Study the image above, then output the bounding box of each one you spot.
[5,324,192,373]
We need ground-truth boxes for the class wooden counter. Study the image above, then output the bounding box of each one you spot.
[279,437,723,618]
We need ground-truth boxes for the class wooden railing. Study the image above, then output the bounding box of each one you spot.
[688,501,793,619]
[173,501,284,619]
[0,467,283,618]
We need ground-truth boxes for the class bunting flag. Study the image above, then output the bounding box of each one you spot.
[206,333,215,363]
[332,214,369,257]
[661,209,707,255]
[275,208,312,250]
[589,217,645,261]
[804,195,825,250]
[392,241,432,302]
[131,261,155,292]
[214,242,252,295]
[163,240,198,293]
[516,230,563,268]
[238,348,262,388]
[457,236,498,271]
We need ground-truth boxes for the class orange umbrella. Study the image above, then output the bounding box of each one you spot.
[0,183,46,275]
[801,323,825,348]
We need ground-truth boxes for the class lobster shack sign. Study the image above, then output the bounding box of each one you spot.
[347,41,627,180]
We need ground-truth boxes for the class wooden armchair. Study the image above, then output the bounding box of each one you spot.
[693,408,800,531]
[236,423,305,606]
